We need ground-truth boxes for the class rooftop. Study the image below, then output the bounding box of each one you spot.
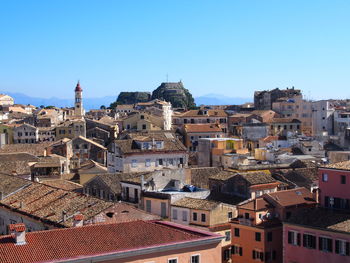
[0,182,114,227]
[0,220,221,263]
[285,207,350,234]
[321,160,350,171]
[172,197,220,211]
[266,187,316,207]
[183,123,223,133]
[179,109,228,118]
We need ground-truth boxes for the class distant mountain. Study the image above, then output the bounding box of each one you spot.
[0,91,115,110]
[195,93,252,106]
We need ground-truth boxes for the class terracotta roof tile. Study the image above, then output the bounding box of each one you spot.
[0,221,218,263]
[172,197,220,211]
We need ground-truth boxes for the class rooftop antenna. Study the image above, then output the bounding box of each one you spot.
[166,74,168,83]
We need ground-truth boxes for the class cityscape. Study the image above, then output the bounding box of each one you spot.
[1,1,350,263]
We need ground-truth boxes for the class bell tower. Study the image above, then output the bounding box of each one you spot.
[74,81,84,118]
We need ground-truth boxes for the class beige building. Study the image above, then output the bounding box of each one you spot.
[272,95,313,135]
[171,197,236,227]
[0,94,14,106]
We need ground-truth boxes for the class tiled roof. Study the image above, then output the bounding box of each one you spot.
[321,160,350,171]
[73,136,107,150]
[0,183,114,227]
[96,202,160,223]
[85,172,148,194]
[266,187,316,207]
[209,170,277,185]
[243,172,277,185]
[0,220,218,263]
[190,167,222,189]
[41,179,83,191]
[0,153,36,175]
[183,124,223,133]
[172,197,220,211]
[0,143,51,156]
[209,170,236,181]
[0,174,31,198]
[272,168,318,189]
[179,109,228,118]
[285,207,350,234]
[239,197,273,211]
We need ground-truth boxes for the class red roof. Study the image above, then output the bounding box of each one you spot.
[0,221,220,263]
[75,81,82,92]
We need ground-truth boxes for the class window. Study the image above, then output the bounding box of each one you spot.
[303,234,316,249]
[201,213,206,222]
[225,231,231,241]
[145,159,151,167]
[193,212,198,221]
[172,209,178,220]
[146,200,151,213]
[341,175,346,184]
[255,232,261,241]
[288,231,300,246]
[232,245,242,256]
[319,237,333,252]
[182,210,188,221]
[234,228,240,237]
[191,255,200,263]
[159,159,163,165]
[252,250,264,261]
[245,212,250,219]
[267,232,273,242]
[140,115,144,119]
[228,212,233,219]
[168,259,177,263]
[142,124,146,130]
[156,141,163,149]
[131,159,138,168]
[335,240,349,256]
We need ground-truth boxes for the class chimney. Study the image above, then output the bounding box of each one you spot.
[9,223,26,245]
[141,174,145,191]
[62,210,67,222]
[73,214,84,227]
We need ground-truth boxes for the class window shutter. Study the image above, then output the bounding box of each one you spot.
[239,247,243,256]
[328,238,333,252]
[303,234,307,247]
[312,235,316,249]
[252,250,256,259]
[260,252,264,261]
[297,233,301,246]
[288,231,292,244]
[231,246,236,255]
[335,240,340,254]
[346,242,350,256]
[319,237,323,250]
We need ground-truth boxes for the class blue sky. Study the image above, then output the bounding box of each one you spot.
[0,0,350,99]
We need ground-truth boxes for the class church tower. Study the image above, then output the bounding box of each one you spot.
[74,81,84,118]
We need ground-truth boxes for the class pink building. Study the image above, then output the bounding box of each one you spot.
[284,161,350,263]
[318,161,350,209]
[283,208,350,263]
[0,220,223,263]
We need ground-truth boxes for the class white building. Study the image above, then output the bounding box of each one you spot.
[312,100,334,136]
[13,123,39,144]
[107,133,188,173]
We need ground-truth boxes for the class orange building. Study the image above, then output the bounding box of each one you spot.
[230,187,317,263]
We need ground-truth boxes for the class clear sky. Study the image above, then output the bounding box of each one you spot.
[0,0,350,99]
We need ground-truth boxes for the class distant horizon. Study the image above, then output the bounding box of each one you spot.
[1,1,350,100]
